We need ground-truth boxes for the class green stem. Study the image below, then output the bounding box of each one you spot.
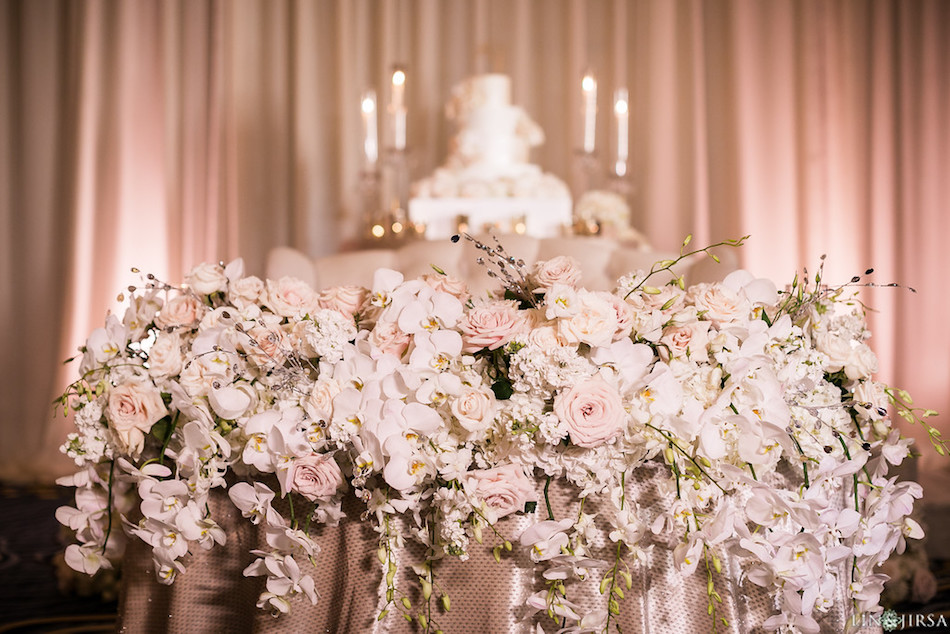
[646,423,726,493]
[544,476,554,520]
[789,435,810,488]
[101,459,116,555]
[623,235,749,299]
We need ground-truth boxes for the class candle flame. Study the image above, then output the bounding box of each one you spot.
[392,69,406,86]
[361,95,376,113]
[615,99,628,115]
[582,74,596,92]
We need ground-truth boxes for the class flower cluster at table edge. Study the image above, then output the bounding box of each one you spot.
[54,240,938,634]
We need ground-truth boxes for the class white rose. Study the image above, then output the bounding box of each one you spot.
[265,277,319,318]
[155,294,205,330]
[815,332,852,371]
[304,378,341,422]
[106,380,167,457]
[688,282,750,325]
[229,276,265,309]
[557,291,617,348]
[147,332,183,378]
[463,464,536,519]
[524,325,568,349]
[186,262,228,295]
[845,342,878,380]
[450,387,497,433]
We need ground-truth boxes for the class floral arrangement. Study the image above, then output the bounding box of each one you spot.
[56,235,944,633]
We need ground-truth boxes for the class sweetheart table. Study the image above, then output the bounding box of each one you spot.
[58,245,917,634]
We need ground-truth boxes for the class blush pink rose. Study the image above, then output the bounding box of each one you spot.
[367,321,411,357]
[155,294,205,330]
[265,277,319,318]
[244,322,288,366]
[632,286,685,313]
[422,273,471,304]
[289,453,345,501]
[106,380,167,457]
[463,464,536,519]
[554,377,626,448]
[458,301,526,353]
[530,256,582,290]
[659,321,711,363]
[317,285,368,319]
[606,294,636,341]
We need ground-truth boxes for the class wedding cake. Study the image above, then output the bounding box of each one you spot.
[409,74,572,238]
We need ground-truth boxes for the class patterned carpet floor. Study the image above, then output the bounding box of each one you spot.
[1,482,948,633]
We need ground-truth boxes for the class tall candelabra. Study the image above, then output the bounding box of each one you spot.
[358,67,421,246]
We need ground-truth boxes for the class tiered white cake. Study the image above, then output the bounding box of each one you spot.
[409,74,572,238]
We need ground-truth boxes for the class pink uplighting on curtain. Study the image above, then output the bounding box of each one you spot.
[1,2,948,544]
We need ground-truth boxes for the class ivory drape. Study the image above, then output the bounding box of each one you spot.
[2,0,948,534]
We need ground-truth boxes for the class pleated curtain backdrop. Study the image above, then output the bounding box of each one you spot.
[1,0,949,529]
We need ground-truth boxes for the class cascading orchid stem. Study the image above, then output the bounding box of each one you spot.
[623,234,749,299]
[646,423,727,493]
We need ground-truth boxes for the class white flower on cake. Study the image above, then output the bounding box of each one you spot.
[55,242,945,633]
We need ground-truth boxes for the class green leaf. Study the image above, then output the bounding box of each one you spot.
[150,418,170,441]
[523,501,537,513]
[491,378,513,401]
